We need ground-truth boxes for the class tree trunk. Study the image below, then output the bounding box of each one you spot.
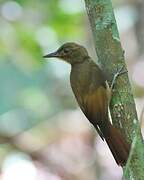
[84,0,144,179]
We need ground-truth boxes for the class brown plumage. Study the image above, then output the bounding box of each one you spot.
[43,42,130,166]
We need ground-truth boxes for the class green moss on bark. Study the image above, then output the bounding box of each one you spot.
[84,0,144,179]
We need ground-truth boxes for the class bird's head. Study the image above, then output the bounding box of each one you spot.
[43,42,89,65]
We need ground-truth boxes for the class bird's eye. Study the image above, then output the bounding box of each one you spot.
[63,48,69,54]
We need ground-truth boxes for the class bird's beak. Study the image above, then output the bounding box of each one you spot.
[43,51,59,58]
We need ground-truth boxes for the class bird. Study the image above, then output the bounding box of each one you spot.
[43,42,130,166]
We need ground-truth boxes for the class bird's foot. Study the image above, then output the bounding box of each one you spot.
[110,65,127,90]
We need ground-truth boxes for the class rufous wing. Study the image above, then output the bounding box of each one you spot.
[82,86,109,139]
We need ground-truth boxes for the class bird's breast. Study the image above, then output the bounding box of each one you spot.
[70,63,92,104]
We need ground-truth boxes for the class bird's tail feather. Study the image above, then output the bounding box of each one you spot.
[104,123,130,166]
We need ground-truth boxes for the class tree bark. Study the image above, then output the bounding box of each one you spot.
[84,0,144,179]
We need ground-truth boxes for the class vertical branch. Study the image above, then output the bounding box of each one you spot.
[84,0,144,179]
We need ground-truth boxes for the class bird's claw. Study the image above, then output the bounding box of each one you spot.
[116,65,128,76]
[111,65,127,90]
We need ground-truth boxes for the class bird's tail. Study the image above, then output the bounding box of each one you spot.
[103,123,130,166]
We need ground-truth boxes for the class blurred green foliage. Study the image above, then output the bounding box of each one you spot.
[0,0,86,134]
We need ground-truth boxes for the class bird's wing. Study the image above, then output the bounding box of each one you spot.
[82,86,108,139]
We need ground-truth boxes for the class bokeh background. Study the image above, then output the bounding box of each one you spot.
[0,0,144,180]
